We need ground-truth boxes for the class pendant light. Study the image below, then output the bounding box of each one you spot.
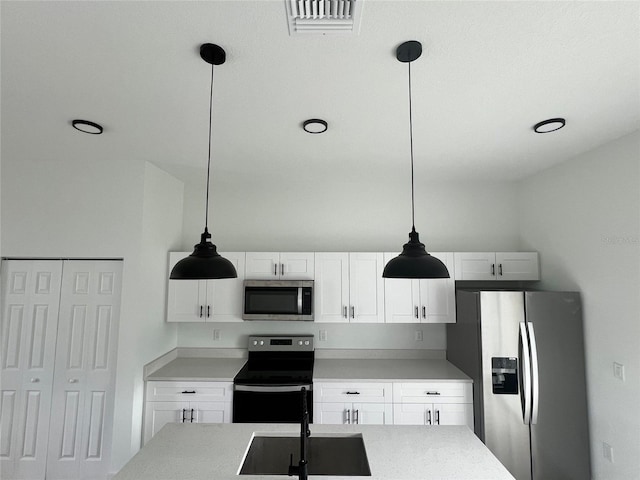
[382,41,449,279]
[170,44,238,280]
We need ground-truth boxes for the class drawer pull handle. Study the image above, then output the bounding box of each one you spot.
[425,391,440,395]
[345,391,360,395]
[181,390,196,394]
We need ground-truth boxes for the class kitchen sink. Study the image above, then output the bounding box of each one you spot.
[239,434,371,476]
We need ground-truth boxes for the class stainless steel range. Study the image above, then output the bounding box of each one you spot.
[233,335,314,423]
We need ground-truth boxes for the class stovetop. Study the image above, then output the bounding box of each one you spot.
[233,335,314,386]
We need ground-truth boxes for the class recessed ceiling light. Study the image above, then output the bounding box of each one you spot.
[72,119,103,135]
[533,118,565,133]
[302,119,328,134]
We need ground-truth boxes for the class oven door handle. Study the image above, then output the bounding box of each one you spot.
[234,384,313,393]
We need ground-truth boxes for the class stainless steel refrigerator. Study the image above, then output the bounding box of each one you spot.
[447,290,590,480]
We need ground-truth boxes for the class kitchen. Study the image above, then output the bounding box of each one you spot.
[1,1,638,480]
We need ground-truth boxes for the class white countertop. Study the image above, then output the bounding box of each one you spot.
[314,359,471,382]
[146,357,246,381]
[114,423,514,480]
[145,357,471,383]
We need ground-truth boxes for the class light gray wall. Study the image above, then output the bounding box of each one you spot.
[0,153,184,474]
[518,130,640,480]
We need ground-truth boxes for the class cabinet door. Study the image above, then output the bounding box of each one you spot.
[47,261,122,480]
[167,252,208,322]
[348,253,384,323]
[352,403,392,425]
[280,252,315,279]
[420,252,456,323]
[245,252,280,279]
[313,402,351,424]
[1,260,62,480]
[495,252,539,281]
[393,403,432,425]
[191,401,232,424]
[383,254,421,323]
[143,401,190,444]
[209,252,245,322]
[453,252,497,280]
[314,253,350,323]
[433,403,473,428]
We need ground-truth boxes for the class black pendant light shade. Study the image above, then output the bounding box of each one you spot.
[170,44,237,280]
[383,41,450,279]
[383,228,450,279]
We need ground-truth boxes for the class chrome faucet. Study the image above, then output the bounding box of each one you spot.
[288,386,310,480]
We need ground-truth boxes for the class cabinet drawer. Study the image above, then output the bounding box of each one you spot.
[393,382,472,404]
[314,382,392,403]
[146,381,232,402]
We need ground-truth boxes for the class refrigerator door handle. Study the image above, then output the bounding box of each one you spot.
[518,322,532,424]
[527,322,540,425]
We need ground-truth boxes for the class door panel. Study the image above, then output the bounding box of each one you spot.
[280,253,314,279]
[1,260,62,479]
[210,252,245,322]
[479,291,531,480]
[352,403,392,425]
[525,292,590,480]
[392,403,431,425]
[314,253,349,322]
[348,253,384,323]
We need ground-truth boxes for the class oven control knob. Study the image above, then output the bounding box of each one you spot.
[259,341,264,346]
[253,340,258,346]
[298,340,303,346]
[304,340,310,346]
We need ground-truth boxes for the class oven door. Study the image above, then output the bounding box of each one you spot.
[233,384,313,423]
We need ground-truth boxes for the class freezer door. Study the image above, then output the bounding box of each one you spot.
[525,292,590,480]
[480,291,532,480]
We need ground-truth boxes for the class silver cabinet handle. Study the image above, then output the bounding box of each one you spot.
[200,305,203,318]
[281,263,284,276]
[343,306,348,318]
[30,378,40,383]
[274,264,278,276]
[350,306,355,319]
[427,409,432,425]
[435,410,440,425]
[207,305,211,318]
[190,408,195,423]
[182,408,187,423]
[415,306,419,319]
[499,263,503,276]
[354,409,359,424]
[346,409,351,424]
[491,263,496,276]
[422,306,426,319]
[68,378,78,383]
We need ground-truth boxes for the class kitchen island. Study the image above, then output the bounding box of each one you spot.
[114,423,514,480]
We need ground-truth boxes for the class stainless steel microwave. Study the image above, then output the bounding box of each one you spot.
[243,280,313,321]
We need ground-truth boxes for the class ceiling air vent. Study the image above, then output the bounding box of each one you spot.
[286,0,364,35]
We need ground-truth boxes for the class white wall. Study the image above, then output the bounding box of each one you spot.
[182,175,521,252]
[518,131,640,480]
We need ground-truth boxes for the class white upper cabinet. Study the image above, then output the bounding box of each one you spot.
[167,252,245,322]
[245,252,314,280]
[454,252,539,281]
[314,253,384,323]
[384,252,456,324]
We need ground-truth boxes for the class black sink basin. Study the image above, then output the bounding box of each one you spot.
[239,434,371,476]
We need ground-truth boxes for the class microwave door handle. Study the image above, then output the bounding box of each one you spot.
[297,287,303,314]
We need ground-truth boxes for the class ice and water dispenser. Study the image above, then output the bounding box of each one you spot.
[491,357,518,394]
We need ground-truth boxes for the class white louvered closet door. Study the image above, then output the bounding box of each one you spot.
[1,260,63,480]
[46,260,122,480]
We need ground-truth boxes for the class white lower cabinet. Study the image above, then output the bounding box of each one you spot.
[313,382,393,425]
[392,382,474,429]
[143,381,232,444]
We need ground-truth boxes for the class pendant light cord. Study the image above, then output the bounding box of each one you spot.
[205,63,214,231]
[408,60,416,231]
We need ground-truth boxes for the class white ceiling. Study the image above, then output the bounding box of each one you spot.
[2,1,639,189]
